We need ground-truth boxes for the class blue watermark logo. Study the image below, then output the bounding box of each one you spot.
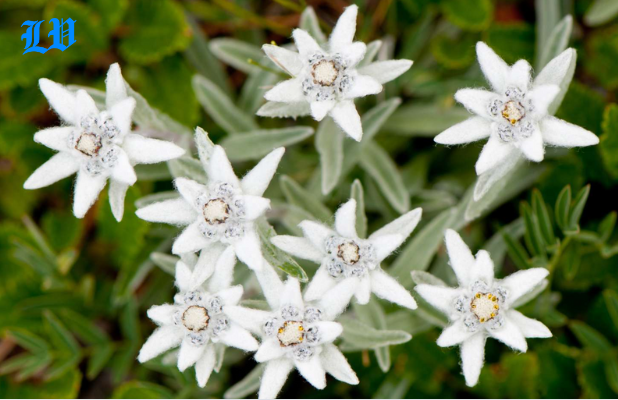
[21,18,76,54]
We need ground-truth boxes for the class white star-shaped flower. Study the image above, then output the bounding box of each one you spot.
[225,263,358,399]
[138,256,258,388]
[435,42,598,175]
[414,229,552,387]
[24,64,185,221]
[272,199,420,310]
[258,5,413,141]
[136,145,284,271]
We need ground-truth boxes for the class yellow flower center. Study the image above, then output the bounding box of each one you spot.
[311,60,339,86]
[182,306,210,331]
[471,293,499,323]
[501,101,525,125]
[75,133,102,156]
[277,321,304,346]
[337,241,360,264]
[203,199,230,225]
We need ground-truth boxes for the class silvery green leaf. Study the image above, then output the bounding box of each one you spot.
[410,271,447,287]
[299,7,326,44]
[353,299,391,372]
[134,163,172,182]
[358,39,383,67]
[351,179,368,238]
[584,0,618,26]
[221,127,313,162]
[537,15,573,70]
[359,141,410,214]
[67,85,106,109]
[383,104,470,136]
[213,343,226,373]
[256,218,307,282]
[150,252,178,275]
[535,0,561,69]
[195,126,214,169]
[270,201,315,236]
[192,75,259,134]
[472,151,523,203]
[316,118,344,195]
[135,191,180,209]
[280,175,332,222]
[239,68,280,115]
[224,364,264,399]
[209,38,265,74]
[256,101,311,118]
[385,310,433,335]
[339,317,411,349]
[168,156,207,183]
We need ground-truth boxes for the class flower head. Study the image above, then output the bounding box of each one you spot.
[24,63,185,221]
[136,145,285,271]
[435,43,598,175]
[258,5,413,141]
[414,229,552,386]
[225,263,358,399]
[272,199,421,310]
[138,258,258,388]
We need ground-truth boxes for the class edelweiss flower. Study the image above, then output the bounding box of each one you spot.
[226,263,358,399]
[136,145,284,271]
[435,43,598,175]
[415,230,552,386]
[24,63,185,221]
[272,199,420,309]
[258,5,413,141]
[138,257,258,388]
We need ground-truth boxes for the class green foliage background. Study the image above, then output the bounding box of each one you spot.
[1,0,618,398]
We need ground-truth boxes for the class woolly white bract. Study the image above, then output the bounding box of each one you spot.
[435,42,598,177]
[272,199,420,310]
[226,263,358,399]
[414,229,552,387]
[258,5,413,141]
[23,63,185,221]
[138,256,258,388]
[136,145,285,271]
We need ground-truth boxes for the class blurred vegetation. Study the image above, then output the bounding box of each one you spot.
[1,0,618,398]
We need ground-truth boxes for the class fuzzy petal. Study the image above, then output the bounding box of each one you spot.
[224,305,271,336]
[175,178,207,208]
[454,88,495,119]
[172,221,211,254]
[39,78,77,124]
[136,198,196,226]
[75,89,98,122]
[174,260,192,292]
[137,325,184,363]
[340,42,367,67]
[434,116,492,145]
[293,29,323,59]
[218,324,259,351]
[461,333,486,387]
[320,343,359,384]
[507,310,552,338]
[206,245,237,293]
[437,320,477,347]
[316,278,358,319]
[345,75,382,99]
[295,355,326,389]
[263,44,304,76]
[238,195,271,220]
[519,127,545,162]
[500,268,549,308]
[33,127,72,152]
[255,262,284,310]
[488,316,527,352]
[329,5,358,52]
[444,229,475,286]
[470,250,494,286]
[110,149,137,186]
[281,277,304,310]
[207,146,240,187]
[414,284,462,316]
[508,59,532,91]
[178,338,206,371]
[330,101,362,141]
[540,116,599,147]
[369,208,422,240]
[314,321,343,344]
[190,245,222,290]
[123,134,185,164]
[233,228,263,271]
[217,285,244,307]
[310,100,335,121]
[73,172,108,218]
[334,199,357,238]
[304,264,337,302]
[535,48,576,87]
[271,235,323,263]
[241,147,285,196]
[109,180,129,222]
[109,97,135,137]
[528,84,560,117]
[24,152,79,190]
[357,60,413,84]
[299,221,334,251]
[475,134,515,175]
[265,79,305,103]
[147,304,177,326]
[195,346,216,388]
[370,234,405,262]
[258,358,294,399]
[255,338,286,362]
[476,42,509,93]
[370,268,417,310]
[354,275,371,304]
[105,63,128,109]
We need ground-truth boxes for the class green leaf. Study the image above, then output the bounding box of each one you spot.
[167,156,207,184]
[353,299,391,372]
[430,34,475,69]
[503,232,531,270]
[43,310,80,355]
[256,218,307,282]
[0,31,53,90]
[316,119,344,195]
[134,191,179,209]
[239,69,280,114]
[584,0,618,26]
[221,126,313,162]
[279,175,331,222]
[119,0,191,64]
[351,179,368,239]
[598,212,617,243]
[209,38,265,74]
[299,7,326,44]
[113,381,173,399]
[58,309,110,344]
[566,185,590,234]
[384,103,470,136]
[358,40,382,67]
[410,271,447,287]
[192,75,259,134]
[532,189,556,247]
[340,317,412,349]
[87,342,114,380]
[535,0,561,68]
[605,356,618,394]
[150,252,178,276]
[537,15,573,70]
[555,185,572,231]
[224,364,264,399]
[603,290,618,330]
[485,23,535,64]
[6,329,49,353]
[599,104,618,178]
[89,0,128,32]
[569,321,613,353]
[441,0,493,31]
[520,202,546,257]
[359,142,410,214]
[124,85,193,136]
